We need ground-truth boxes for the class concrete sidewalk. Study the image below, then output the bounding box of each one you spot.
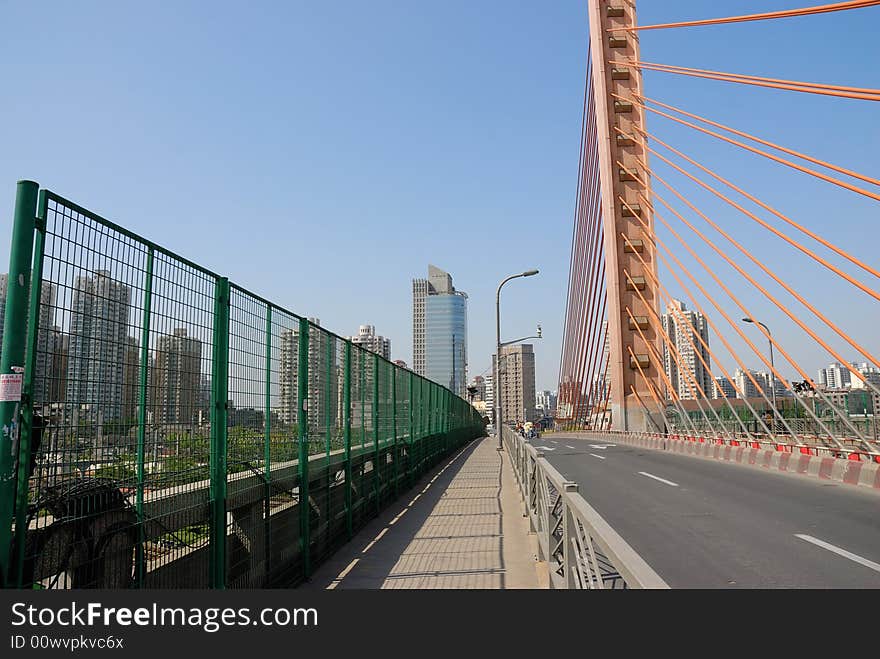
[301,437,545,589]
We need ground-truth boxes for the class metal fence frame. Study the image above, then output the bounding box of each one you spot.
[0,181,485,588]
[502,427,668,589]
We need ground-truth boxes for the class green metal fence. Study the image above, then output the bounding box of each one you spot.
[0,180,485,589]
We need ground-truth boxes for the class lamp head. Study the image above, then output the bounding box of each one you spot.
[742,317,753,324]
[522,269,539,277]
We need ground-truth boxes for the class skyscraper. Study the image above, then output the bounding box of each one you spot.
[65,270,132,421]
[660,300,712,401]
[152,328,202,425]
[412,265,467,397]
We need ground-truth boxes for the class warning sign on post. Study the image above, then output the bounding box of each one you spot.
[0,373,23,402]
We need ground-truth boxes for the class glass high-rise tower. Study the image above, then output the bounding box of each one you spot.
[413,265,467,397]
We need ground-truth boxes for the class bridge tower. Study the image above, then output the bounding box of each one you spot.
[588,0,663,431]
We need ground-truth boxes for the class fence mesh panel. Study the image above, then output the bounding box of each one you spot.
[5,187,485,589]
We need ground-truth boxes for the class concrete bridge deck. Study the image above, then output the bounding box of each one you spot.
[301,437,546,589]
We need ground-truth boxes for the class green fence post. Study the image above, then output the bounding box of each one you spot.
[343,341,352,539]
[325,335,332,539]
[297,317,310,578]
[12,187,47,588]
[134,246,154,588]
[392,365,398,499]
[372,353,379,515]
[209,277,230,589]
[408,370,414,488]
[263,306,272,585]
[360,350,365,513]
[0,180,39,587]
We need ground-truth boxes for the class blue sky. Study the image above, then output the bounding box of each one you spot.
[1,1,877,391]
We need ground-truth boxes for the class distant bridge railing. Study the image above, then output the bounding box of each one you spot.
[0,180,485,589]
[502,427,668,589]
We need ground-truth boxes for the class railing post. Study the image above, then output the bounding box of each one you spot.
[406,371,415,487]
[562,482,579,589]
[344,341,352,539]
[0,180,38,587]
[263,306,272,585]
[392,364,398,499]
[12,186,47,588]
[209,276,230,589]
[134,246,154,588]
[372,353,380,515]
[297,317,310,578]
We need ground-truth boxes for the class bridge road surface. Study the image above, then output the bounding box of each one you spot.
[536,434,880,588]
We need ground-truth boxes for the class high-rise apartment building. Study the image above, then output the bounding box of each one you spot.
[494,344,536,424]
[850,363,880,390]
[412,265,467,397]
[484,374,494,420]
[152,328,202,425]
[733,369,772,399]
[65,270,132,421]
[818,362,852,389]
[279,318,338,432]
[660,300,712,401]
[47,327,68,404]
[712,376,735,399]
[350,325,391,360]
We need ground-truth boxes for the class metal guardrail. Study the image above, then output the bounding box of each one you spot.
[502,427,668,589]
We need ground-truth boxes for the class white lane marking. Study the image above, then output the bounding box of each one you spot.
[589,444,617,449]
[565,445,576,450]
[537,446,555,451]
[638,471,679,487]
[589,453,606,460]
[795,534,880,574]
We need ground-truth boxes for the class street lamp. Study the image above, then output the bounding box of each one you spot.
[742,317,777,427]
[496,269,540,449]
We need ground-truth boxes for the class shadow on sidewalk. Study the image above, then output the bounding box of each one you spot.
[300,437,511,589]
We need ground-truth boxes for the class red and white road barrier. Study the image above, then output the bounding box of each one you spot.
[569,431,880,491]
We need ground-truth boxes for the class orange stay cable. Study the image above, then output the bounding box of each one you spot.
[622,270,707,404]
[628,61,880,102]
[624,200,797,439]
[621,1,880,31]
[637,208,844,444]
[631,61,880,99]
[620,232,757,412]
[626,125,880,293]
[622,276,730,434]
[619,188,799,433]
[615,94,880,203]
[624,330,702,437]
[639,152,880,373]
[633,96,880,208]
[634,169,880,387]
[625,343,669,413]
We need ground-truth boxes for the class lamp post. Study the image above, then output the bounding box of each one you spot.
[742,317,777,429]
[496,269,539,449]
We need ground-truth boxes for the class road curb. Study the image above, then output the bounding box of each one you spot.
[569,432,880,492]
